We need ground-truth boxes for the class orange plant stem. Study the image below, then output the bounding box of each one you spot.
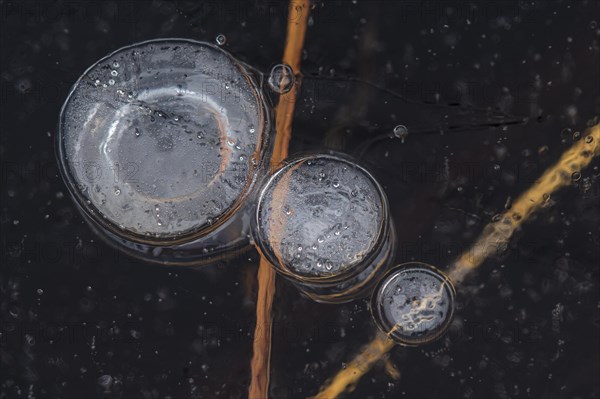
[249,1,310,398]
[313,123,600,398]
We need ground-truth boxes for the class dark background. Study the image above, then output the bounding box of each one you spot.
[1,0,599,398]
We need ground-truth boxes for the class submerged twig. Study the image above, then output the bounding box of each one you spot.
[249,1,310,398]
[312,123,600,398]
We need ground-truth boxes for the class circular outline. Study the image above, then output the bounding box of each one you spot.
[253,151,391,284]
[370,262,456,346]
[56,38,271,245]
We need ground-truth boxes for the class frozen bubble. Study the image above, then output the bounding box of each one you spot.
[58,39,266,240]
[393,124,408,141]
[256,154,385,277]
[371,263,456,346]
[215,34,227,46]
[268,64,295,94]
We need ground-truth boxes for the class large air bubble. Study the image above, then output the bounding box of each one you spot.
[254,153,396,303]
[58,39,267,242]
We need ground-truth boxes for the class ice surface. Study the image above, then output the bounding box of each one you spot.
[59,39,265,238]
[257,155,384,277]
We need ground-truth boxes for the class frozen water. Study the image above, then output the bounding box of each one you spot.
[268,64,295,94]
[373,264,455,345]
[257,154,384,277]
[58,39,266,239]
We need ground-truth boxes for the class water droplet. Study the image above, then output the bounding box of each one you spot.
[268,64,295,94]
[215,34,227,46]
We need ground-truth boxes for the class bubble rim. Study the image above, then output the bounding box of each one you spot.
[370,262,457,346]
[56,38,272,246]
[253,151,392,284]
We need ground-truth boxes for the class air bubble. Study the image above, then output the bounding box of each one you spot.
[371,263,456,346]
[58,39,266,246]
[268,64,295,94]
[393,125,409,142]
[215,34,227,46]
[254,153,395,303]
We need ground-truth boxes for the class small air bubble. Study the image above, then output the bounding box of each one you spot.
[215,34,227,46]
[393,125,409,142]
[268,64,295,94]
